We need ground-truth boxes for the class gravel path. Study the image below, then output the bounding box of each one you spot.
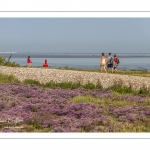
[0,66,150,91]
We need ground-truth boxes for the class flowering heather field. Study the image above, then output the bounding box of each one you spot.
[0,83,150,132]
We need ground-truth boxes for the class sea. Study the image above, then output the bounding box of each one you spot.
[1,52,150,71]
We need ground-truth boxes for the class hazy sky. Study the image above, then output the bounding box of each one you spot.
[0,18,150,53]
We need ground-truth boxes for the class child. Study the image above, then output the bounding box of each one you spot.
[27,56,32,67]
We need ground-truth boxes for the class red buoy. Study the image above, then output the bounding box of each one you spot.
[43,59,48,67]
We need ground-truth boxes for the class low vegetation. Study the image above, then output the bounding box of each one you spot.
[0,72,149,96]
[0,73,20,83]
[0,81,150,132]
[0,56,19,67]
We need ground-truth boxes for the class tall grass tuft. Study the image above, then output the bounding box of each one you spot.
[138,88,149,95]
[23,79,103,90]
[23,79,41,86]
[107,84,150,96]
[107,84,134,94]
[0,73,20,83]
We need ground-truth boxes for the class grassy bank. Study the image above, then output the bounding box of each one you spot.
[0,72,149,96]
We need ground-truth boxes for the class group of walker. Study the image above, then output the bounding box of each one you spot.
[100,53,119,73]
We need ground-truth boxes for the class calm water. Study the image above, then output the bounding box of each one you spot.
[1,53,150,71]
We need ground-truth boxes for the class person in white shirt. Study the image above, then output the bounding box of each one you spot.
[100,53,107,73]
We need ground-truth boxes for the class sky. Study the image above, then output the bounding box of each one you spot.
[0,18,150,54]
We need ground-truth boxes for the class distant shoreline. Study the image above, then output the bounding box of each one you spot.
[0,52,16,54]
[1,53,150,58]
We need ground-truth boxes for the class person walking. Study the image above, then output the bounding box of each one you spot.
[27,56,32,67]
[113,54,119,72]
[106,53,113,73]
[100,53,107,73]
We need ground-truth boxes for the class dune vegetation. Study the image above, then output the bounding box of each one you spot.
[0,72,150,132]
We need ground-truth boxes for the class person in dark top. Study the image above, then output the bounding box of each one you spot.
[106,53,113,73]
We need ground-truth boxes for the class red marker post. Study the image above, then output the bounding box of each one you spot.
[43,60,48,68]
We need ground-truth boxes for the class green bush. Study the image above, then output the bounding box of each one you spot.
[0,56,6,65]
[3,61,20,67]
[0,56,19,67]
[138,88,149,95]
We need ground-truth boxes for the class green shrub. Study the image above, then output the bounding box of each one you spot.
[138,88,149,95]
[0,56,6,65]
[3,61,20,67]
[0,56,19,67]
